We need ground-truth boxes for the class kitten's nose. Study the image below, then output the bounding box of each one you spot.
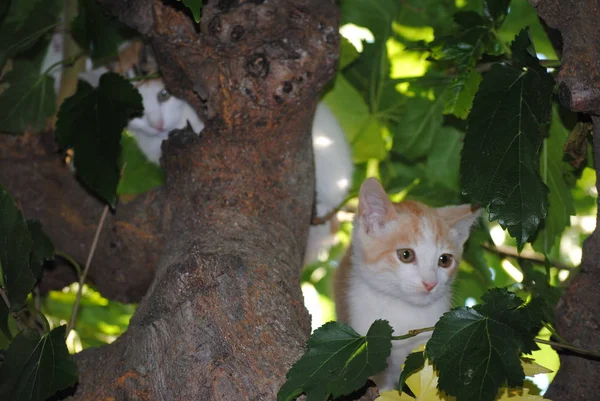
[156,119,164,131]
[423,281,437,292]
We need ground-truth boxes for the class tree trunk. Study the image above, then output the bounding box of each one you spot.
[530,1,600,399]
[60,0,338,398]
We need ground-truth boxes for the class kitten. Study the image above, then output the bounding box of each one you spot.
[304,102,354,265]
[126,79,204,164]
[334,177,479,390]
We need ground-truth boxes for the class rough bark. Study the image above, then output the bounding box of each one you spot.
[530,0,600,399]
[66,0,339,399]
[0,132,163,302]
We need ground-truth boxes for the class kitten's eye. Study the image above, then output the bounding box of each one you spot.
[157,89,171,103]
[396,248,415,263]
[438,254,453,268]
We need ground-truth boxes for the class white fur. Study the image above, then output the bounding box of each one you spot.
[126,80,204,164]
[304,103,353,265]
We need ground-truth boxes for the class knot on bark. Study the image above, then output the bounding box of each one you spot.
[245,53,269,78]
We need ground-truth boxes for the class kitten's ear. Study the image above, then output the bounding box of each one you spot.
[437,204,481,246]
[358,178,396,235]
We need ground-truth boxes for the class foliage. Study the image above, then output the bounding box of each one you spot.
[0,188,77,399]
[281,289,551,401]
[376,358,549,401]
[278,320,393,401]
[0,326,77,401]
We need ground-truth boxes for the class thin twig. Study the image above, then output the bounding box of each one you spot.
[391,327,435,341]
[535,338,600,359]
[481,243,572,271]
[311,194,356,226]
[67,205,109,335]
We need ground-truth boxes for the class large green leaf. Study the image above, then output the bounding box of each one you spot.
[0,325,78,401]
[323,76,387,163]
[71,0,122,63]
[443,69,481,119]
[0,187,35,312]
[0,299,10,340]
[532,107,576,253]
[26,220,54,281]
[425,126,463,191]
[460,29,554,249]
[0,0,61,70]
[278,320,393,401]
[118,132,165,195]
[391,94,444,161]
[0,61,55,134]
[427,289,544,401]
[178,0,202,23]
[55,73,143,207]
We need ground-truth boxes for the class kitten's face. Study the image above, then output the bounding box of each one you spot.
[353,178,479,306]
[130,80,187,137]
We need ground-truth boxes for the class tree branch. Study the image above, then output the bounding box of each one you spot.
[481,243,573,271]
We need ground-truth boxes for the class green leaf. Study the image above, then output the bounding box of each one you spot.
[391,94,444,161]
[425,126,463,192]
[518,261,561,324]
[443,69,481,119]
[323,76,387,163]
[483,0,510,29]
[398,351,425,393]
[453,11,490,29]
[340,0,400,39]
[71,0,122,63]
[178,0,202,23]
[460,29,554,249]
[433,27,493,68]
[0,325,78,401]
[0,61,55,133]
[339,36,360,70]
[427,288,545,401]
[118,132,165,195]
[26,220,54,281]
[0,0,61,70]
[278,320,393,401]
[0,187,35,311]
[55,73,143,207]
[532,107,576,253]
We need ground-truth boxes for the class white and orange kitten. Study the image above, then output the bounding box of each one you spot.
[334,178,479,390]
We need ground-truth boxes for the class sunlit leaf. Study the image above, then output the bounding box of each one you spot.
[0,326,77,401]
[460,29,554,249]
[278,320,393,401]
[0,61,55,134]
[55,73,143,207]
[118,132,165,195]
[521,358,553,376]
[0,187,35,311]
[443,69,481,119]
